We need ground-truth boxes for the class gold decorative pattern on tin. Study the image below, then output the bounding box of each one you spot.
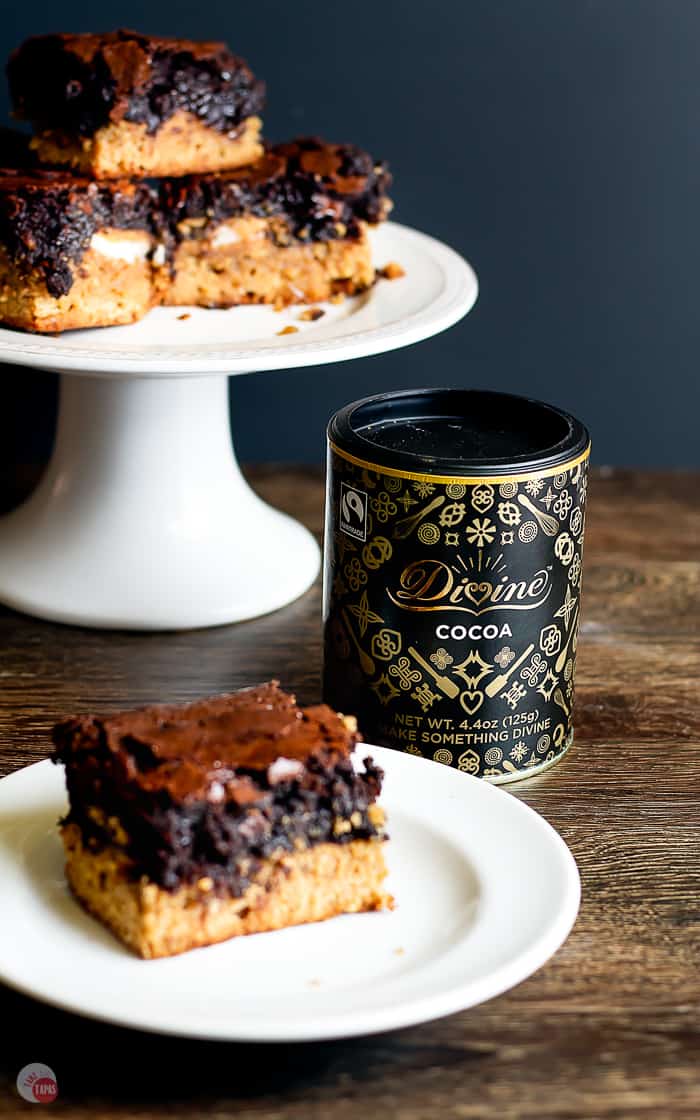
[465,518,496,546]
[408,644,460,698]
[539,625,562,656]
[371,492,398,523]
[457,749,480,774]
[343,557,367,592]
[554,604,580,672]
[518,520,538,543]
[485,643,534,698]
[439,502,467,527]
[497,501,521,526]
[568,554,582,586]
[536,669,559,701]
[411,682,442,711]
[472,484,494,512]
[324,436,590,782]
[397,491,417,512]
[416,523,440,545]
[553,723,567,747]
[362,536,392,570]
[554,532,574,565]
[371,628,402,661]
[430,647,454,670]
[383,474,402,493]
[554,586,577,628]
[501,681,527,709]
[517,493,558,536]
[347,590,383,637]
[412,480,436,499]
[341,608,375,675]
[393,495,445,540]
[520,652,548,687]
[459,690,484,716]
[452,649,493,690]
[370,672,399,706]
[499,481,518,498]
[388,656,422,691]
[553,687,571,716]
[553,490,573,521]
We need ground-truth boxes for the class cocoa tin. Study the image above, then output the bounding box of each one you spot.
[322,388,590,781]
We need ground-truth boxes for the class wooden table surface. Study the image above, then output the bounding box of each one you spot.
[0,467,698,1119]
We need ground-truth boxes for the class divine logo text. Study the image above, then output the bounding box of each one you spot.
[387,558,552,615]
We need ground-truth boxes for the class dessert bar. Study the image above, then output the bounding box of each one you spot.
[0,169,154,332]
[155,137,392,307]
[8,30,264,178]
[52,682,391,958]
[0,137,392,331]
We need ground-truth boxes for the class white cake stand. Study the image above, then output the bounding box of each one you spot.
[0,222,477,630]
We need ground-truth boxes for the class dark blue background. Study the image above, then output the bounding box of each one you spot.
[1,1,698,468]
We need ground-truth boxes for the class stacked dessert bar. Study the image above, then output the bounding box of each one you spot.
[0,30,392,332]
[52,682,391,958]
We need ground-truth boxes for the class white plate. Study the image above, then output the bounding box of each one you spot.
[0,749,579,1042]
[0,223,478,375]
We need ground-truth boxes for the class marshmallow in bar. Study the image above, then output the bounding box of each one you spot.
[7,30,265,178]
[51,682,391,959]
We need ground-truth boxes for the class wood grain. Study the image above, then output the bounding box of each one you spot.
[0,466,698,1119]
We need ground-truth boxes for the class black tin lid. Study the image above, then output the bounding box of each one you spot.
[328,388,590,480]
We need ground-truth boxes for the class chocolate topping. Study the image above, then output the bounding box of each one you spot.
[52,683,386,894]
[0,169,154,297]
[8,29,265,138]
[160,137,392,244]
[54,682,357,800]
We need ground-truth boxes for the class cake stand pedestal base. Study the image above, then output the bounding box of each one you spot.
[0,374,320,630]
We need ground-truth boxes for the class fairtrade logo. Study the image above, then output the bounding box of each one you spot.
[339,482,368,542]
[16,1064,58,1105]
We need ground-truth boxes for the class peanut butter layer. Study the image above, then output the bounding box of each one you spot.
[157,216,374,308]
[62,823,392,958]
[0,236,153,333]
[30,113,263,180]
[52,683,386,894]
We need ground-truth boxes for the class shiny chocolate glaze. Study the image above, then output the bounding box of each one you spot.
[8,29,265,138]
[52,683,386,895]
